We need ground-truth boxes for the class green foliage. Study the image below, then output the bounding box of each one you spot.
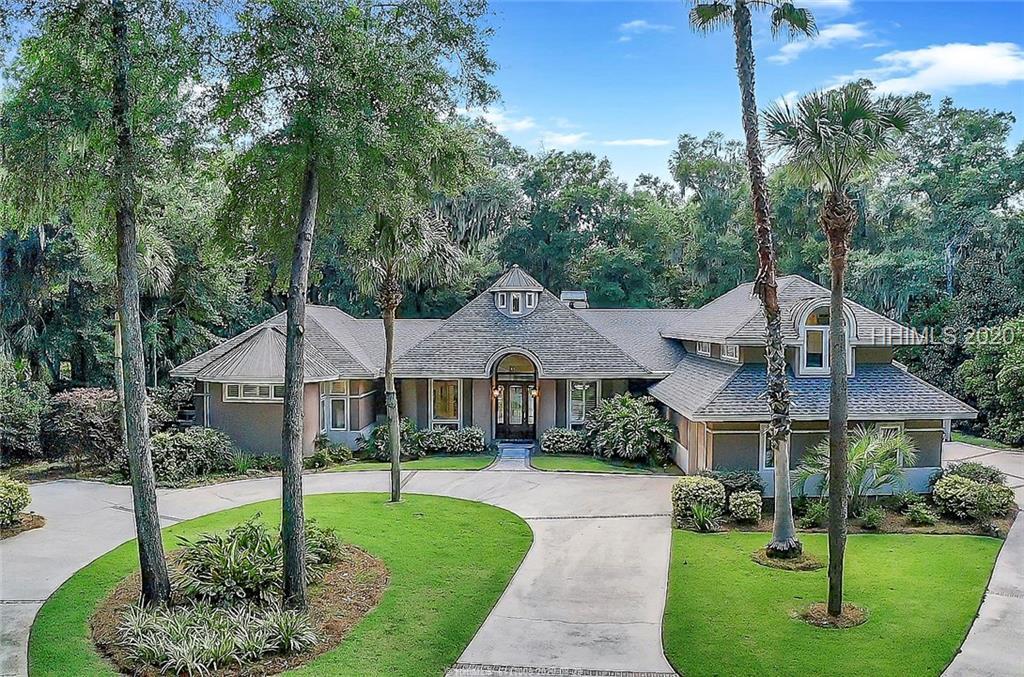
[415,427,486,456]
[0,474,31,527]
[40,388,121,467]
[689,502,721,533]
[585,394,671,463]
[699,469,764,501]
[117,427,236,485]
[728,490,763,524]
[799,501,828,528]
[360,418,422,461]
[173,517,341,607]
[932,475,1015,521]
[957,316,1024,446]
[540,428,588,455]
[0,362,49,462]
[861,506,885,530]
[231,451,256,474]
[797,425,917,515]
[941,461,1007,486]
[305,436,353,469]
[117,601,318,674]
[671,476,726,527]
[905,503,938,526]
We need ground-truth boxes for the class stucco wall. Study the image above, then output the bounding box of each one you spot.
[555,380,567,427]
[205,382,318,457]
[537,379,557,438]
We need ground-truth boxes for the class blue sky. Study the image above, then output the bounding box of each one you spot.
[473,1,1024,182]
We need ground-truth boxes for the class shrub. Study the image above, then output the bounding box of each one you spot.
[116,427,236,484]
[0,475,31,527]
[942,461,1006,486]
[415,427,486,456]
[728,491,762,524]
[117,601,318,674]
[973,483,1016,523]
[173,517,341,606]
[540,428,588,455]
[885,490,925,512]
[450,427,486,455]
[231,451,256,474]
[905,503,938,526]
[585,394,672,464]
[41,388,121,468]
[304,436,352,469]
[700,470,763,501]
[861,506,885,530]
[933,475,1015,521]
[799,501,828,528]
[360,418,421,461]
[689,503,721,532]
[671,476,725,527]
[0,363,49,462]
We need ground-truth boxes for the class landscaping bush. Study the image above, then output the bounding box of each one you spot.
[416,427,486,456]
[884,490,925,512]
[728,490,762,524]
[905,503,939,526]
[450,427,486,455]
[540,427,588,455]
[0,363,49,462]
[671,476,726,526]
[173,517,341,606]
[585,394,672,464]
[360,418,421,461]
[0,475,31,527]
[933,474,1015,521]
[689,503,720,532]
[862,506,885,530]
[41,388,121,467]
[941,461,1006,486]
[799,501,828,528]
[117,601,318,674]
[304,435,352,469]
[116,427,236,484]
[700,469,763,502]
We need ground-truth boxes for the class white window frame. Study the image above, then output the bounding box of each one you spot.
[722,344,740,362]
[801,326,830,375]
[799,305,854,377]
[497,292,507,309]
[758,423,788,471]
[510,293,522,315]
[430,378,462,429]
[223,382,284,403]
[696,341,712,357]
[567,380,600,427]
[525,292,536,309]
[878,422,906,466]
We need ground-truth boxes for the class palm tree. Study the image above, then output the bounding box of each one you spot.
[355,212,462,502]
[764,83,918,615]
[689,0,815,559]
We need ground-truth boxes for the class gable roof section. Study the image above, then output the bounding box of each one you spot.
[490,264,544,291]
[647,353,742,414]
[650,362,976,421]
[662,275,923,346]
[392,289,653,378]
[576,309,694,373]
[191,325,339,383]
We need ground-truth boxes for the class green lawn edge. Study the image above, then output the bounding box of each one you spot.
[29,493,532,677]
[530,453,682,475]
[952,431,1023,452]
[662,530,1002,677]
[326,454,497,472]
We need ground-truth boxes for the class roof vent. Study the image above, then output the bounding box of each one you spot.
[560,290,589,309]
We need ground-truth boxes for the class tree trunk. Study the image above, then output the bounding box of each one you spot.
[281,154,318,610]
[110,0,170,606]
[114,312,128,450]
[732,0,800,558]
[822,190,855,617]
[381,270,403,503]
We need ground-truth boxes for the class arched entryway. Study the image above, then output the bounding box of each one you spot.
[492,353,537,441]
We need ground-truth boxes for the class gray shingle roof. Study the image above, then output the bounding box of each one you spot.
[650,361,977,421]
[490,264,544,291]
[191,326,339,383]
[647,353,742,413]
[576,309,694,373]
[662,275,924,346]
[392,289,653,378]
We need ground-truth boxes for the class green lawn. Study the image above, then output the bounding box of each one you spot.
[530,453,682,475]
[952,431,1022,452]
[664,531,1002,677]
[328,454,496,472]
[29,493,532,676]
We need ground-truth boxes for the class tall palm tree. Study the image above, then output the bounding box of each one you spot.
[689,0,815,559]
[355,212,462,502]
[764,83,918,615]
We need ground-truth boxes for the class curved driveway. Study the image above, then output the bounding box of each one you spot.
[0,469,679,677]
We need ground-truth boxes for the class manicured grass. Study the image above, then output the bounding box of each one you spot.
[29,493,532,676]
[664,531,1002,677]
[531,453,682,475]
[952,431,1022,452]
[328,454,496,472]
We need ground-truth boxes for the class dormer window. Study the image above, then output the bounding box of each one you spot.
[722,344,739,362]
[497,292,507,309]
[696,341,712,357]
[525,293,536,309]
[800,306,853,376]
[511,293,522,314]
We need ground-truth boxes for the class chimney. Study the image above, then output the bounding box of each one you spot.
[559,290,589,309]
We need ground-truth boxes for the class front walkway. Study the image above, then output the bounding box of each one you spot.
[0,470,678,677]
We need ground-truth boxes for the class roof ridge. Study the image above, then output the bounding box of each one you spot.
[306,311,377,374]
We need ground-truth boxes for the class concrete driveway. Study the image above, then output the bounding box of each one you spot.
[0,470,678,677]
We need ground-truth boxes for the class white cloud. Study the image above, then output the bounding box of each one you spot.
[617,19,673,43]
[602,138,671,147]
[769,23,867,65]
[458,106,535,133]
[540,131,589,149]
[800,0,853,12]
[833,42,1024,94]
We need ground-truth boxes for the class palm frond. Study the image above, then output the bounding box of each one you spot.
[688,2,733,33]
[770,2,816,38]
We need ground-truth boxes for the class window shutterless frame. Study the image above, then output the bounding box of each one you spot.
[696,341,712,357]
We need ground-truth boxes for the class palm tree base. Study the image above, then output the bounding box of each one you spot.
[765,537,804,559]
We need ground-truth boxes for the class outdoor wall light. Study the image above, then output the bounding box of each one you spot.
[528,385,538,398]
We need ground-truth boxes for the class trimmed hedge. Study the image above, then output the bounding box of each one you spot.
[932,474,1015,521]
[540,428,587,455]
[671,476,726,527]
[116,427,237,485]
[728,491,762,523]
[0,474,31,527]
[416,427,486,456]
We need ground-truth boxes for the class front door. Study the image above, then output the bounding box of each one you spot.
[495,382,534,440]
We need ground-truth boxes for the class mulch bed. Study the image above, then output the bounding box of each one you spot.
[0,513,45,540]
[795,602,868,629]
[751,547,824,571]
[91,545,389,676]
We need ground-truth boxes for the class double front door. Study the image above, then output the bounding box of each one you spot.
[495,381,534,440]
